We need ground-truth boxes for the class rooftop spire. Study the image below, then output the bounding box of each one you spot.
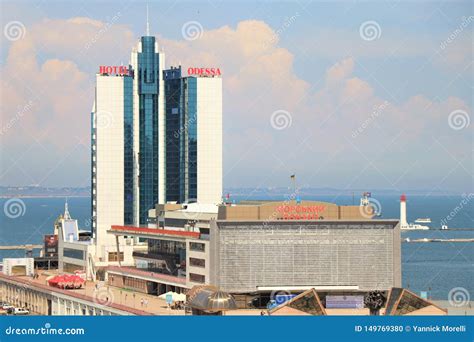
[64,198,71,220]
[146,4,150,36]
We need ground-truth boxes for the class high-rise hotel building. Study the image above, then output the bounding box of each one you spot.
[91,34,222,264]
[164,66,222,204]
[91,68,133,259]
[130,36,166,225]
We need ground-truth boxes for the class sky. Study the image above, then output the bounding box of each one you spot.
[0,0,472,193]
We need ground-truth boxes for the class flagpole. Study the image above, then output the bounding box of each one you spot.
[290,174,296,196]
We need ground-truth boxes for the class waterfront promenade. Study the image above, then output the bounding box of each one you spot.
[0,271,185,316]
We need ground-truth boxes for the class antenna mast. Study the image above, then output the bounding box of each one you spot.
[146,4,150,36]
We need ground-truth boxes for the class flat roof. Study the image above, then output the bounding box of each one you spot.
[109,225,200,239]
[216,219,399,226]
[0,273,151,316]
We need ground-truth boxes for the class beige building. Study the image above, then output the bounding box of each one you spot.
[217,200,374,221]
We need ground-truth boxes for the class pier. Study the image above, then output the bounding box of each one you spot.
[404,238,474,243]
[0,244,42,250]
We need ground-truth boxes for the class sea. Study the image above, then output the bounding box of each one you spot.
[0,194,472,300]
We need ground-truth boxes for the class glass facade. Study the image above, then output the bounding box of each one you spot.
[164,68,198,203]
[186,78,198,201]
[164,68,182,202]
[123,77,134,224]
[63,248,84,260]
[135,238,186,278]
[137,36,161,224]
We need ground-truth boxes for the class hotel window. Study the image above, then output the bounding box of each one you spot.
[189,257,205,268]
[189,273,205,284]
[108,252,124,262]
[190,242,205,252]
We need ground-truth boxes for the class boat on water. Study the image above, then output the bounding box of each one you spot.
[415,218,432,224]
[401,224,430,231]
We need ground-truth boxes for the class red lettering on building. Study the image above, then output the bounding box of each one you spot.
[187,67,222,77]
[276,205,326,220]
[99,65,130,76]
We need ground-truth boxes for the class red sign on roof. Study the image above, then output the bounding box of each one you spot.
[187,67,221,77]
[99,65,130,76]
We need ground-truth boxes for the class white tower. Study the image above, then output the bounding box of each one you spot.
[400,194,408,228]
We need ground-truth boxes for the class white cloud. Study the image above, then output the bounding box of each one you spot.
[0,17,471,191]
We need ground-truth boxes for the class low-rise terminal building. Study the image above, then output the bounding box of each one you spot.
[105,200,401,309]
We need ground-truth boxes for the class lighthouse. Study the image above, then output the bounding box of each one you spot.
[399,194,429,230]
[400,194,408,228]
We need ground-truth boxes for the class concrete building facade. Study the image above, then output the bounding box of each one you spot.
[104,201,400,299]
[209,220,401,293]
[0,274,143,316]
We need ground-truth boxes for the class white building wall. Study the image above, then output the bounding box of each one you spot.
[94,75,126,261]
[130,44,140,225]
[196,77,223,204]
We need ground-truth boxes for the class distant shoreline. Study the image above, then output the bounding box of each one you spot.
[1,193,467,198]
[0,195,90,199]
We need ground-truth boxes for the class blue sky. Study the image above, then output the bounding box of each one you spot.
[0,0,472,193]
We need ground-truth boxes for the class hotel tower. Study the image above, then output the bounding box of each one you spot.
[91,31,222,264]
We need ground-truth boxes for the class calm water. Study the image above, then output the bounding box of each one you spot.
[0,195,472,300]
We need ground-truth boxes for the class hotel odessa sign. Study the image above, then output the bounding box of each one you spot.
[187,67,222,76]
[99,65,131,76]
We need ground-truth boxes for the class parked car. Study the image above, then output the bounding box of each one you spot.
[1,304,13,311]
[13,308,29,315]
